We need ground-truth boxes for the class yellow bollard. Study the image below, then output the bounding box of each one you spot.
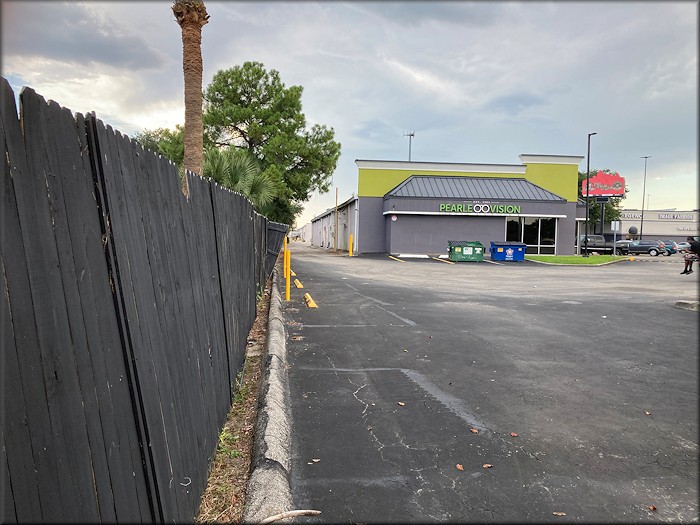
[285,249,291,301]
[349,234,353,257]
[283,236,288,276]
[283,238,288,275]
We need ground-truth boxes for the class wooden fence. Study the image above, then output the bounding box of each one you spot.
[1,78,287,522]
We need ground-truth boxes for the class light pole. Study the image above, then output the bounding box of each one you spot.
[404,131,415,161]
[584,132,597,256]
[639,156,651,240]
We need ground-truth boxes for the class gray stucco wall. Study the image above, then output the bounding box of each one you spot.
[357,197,386,253]
[557,202,578,255]
[386,215,505,254]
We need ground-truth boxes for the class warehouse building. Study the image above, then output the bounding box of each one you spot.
[311,154,585,256]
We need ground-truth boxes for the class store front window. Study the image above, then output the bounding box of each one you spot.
[506,217,557,254]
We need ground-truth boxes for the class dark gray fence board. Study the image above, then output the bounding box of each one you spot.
[1,87,42,525]
[91,117,171,521]
[6,86,78,521]
[104,122,181,521]
[2,450,16,523]
[84,115,160,523]
[1,219,40,524]
[71,114,150,523]
[39,98,120,522]
[1,135,48,524]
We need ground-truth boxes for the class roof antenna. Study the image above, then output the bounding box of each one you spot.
[403,131,415,161]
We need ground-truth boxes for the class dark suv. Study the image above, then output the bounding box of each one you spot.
[627,240,666,256]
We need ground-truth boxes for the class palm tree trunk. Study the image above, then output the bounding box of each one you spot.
[173,1,209,197]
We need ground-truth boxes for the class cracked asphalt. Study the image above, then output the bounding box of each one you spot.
[283,243,698,523]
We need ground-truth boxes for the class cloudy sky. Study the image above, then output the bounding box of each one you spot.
[2,1,697,226]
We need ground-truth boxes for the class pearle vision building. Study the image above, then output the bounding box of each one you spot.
[311,154,584,256]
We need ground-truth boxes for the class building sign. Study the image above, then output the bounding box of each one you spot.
[439,203,521,214]
[658,213,694,220]
[621,211,697,220]
[581,171,625,197]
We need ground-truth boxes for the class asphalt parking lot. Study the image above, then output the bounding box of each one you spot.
[282,243,698,523]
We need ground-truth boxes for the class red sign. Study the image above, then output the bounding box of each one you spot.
[581,171,625,197]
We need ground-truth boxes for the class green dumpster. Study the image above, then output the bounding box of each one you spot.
[447,240,484,262]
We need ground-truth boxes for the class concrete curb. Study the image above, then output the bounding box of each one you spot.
[525,257,631,266]
[243,268,293,523]
[674,300,699,312]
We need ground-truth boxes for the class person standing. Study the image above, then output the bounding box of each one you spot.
[680,236,700,274]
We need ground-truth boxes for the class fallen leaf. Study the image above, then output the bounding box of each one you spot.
[397,402,405,406]
[312,458,320,463]
[552,511,566,516]
[456,464,464,471]
[645,411,652,416]
[470,428,479,434]
[647,505,657,511]
[510,432,518,437]
[482,463,493,469]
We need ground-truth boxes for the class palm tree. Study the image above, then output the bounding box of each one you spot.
[203,148,279,209]
[172,0,209,197]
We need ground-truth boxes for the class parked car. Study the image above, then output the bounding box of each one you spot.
[577,234,618,254]
[659,240,678,256]
[613,240,632,255]
[626,240,667,256]
[677,241,691,251]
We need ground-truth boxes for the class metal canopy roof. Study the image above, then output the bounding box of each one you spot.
[386,176,566,201]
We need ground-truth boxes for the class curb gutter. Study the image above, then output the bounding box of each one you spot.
[243,268,293,523]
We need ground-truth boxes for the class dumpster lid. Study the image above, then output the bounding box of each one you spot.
[490,241,527,246]
[448,240,484,246]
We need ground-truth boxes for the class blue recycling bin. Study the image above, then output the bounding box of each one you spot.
[490,241,527,262]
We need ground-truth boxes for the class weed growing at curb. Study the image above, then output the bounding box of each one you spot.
[196,278,272,523]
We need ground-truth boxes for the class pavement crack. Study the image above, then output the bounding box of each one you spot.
[348,378,369,415]
[319,347,339,379]
[368,427,387,461]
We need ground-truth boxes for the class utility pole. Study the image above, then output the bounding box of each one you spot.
[584,132,597,256]
[404,131,415,161]
[640,156,651,240]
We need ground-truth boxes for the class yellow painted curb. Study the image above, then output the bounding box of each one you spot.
[303,293,318,308]
[388,255,406,263]
[294,278,304,289]
[432,257,455,264]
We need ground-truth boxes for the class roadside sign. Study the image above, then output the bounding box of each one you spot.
[611,221,621,232]
[581,171,626,197]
